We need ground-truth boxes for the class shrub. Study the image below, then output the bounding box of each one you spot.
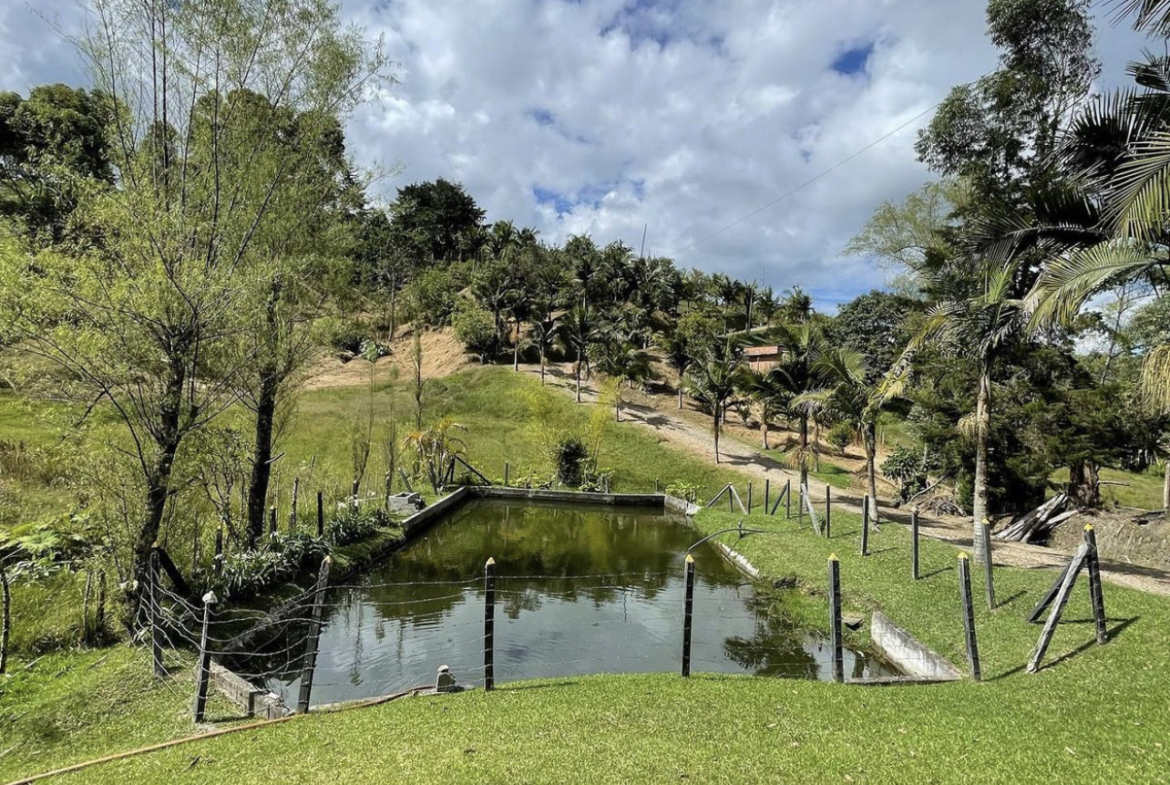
[665,480,701,503]
[881,446,928,503]
[405,267,460,327]
[553,436,590,487]
[453,300,497,363]
[326,504,392,546]
[827,423,854,454]
[212,532,329,602]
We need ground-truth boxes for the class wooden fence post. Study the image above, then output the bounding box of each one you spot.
[798,485,804,524]
[682,554,695,678]
[399,468,415,495]
[785,479,791,518]
[350,480,360,510]
[655,478,661,493]
[297,556,332,713]
[828,554,843,683]
[484,557,496,691]
[825,486,831,539]
[268,506,277,535]
[1084,525,1107,645]
[193,591,217,722]
[149,547,164,678]
[504,462,510,488]
[728,484,734,512]
[860,497,870,557]
[958,553,981,681]
[981,519,995,609]
[290,478,299,533]
[764,479,770,514]
[1027,543,1090,673]
[317,491,325,538]
[747,482,753,513]
[911,507,920,581]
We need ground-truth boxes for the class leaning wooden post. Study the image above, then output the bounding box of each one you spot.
[981,518,995,609]
[797,485,804,524]
[1084,524,1107,645]
[504,462,510,488]
[728,485,734,512]
[911,507,920,581]
[1027,543,1090,673]
[958,553,981,681]
[860,497,870,557]
[747,482,753,513]
[484,557,496,691]
[764,479,771,514]
[681,554,695,677]
[290,478,299,534]
[825,486,831,539]
[316,491,325,538]
[296,556,332,714]
[149,546,164,678]
[193,591,217,722]
[268,506,277,535]
[213,527,224,577]
[827,554,843,683]
[785,479,791,518]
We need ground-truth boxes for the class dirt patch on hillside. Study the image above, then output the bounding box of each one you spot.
[303,327,475,390]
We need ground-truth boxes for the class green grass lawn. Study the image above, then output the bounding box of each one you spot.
[21,503,1169,785]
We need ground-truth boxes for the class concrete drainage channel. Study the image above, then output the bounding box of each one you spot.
[209,486,957,718]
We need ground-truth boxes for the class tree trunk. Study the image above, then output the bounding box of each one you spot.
[678,385,683,410]
[513,318,520,371]
[575,350,582,403]
[714,403,721,463]
[761,415,769,450]
[540,349,546,385]
[799,415,809,488]
[614,391,621,422]
[1067,459,1101,509]
[246,372,280,548]
[972,364,991,564]
[0,560,9,674]
[1164,461,1169,517]
[864,420,879,528]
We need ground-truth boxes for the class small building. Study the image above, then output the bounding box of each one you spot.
[744,345,784,371]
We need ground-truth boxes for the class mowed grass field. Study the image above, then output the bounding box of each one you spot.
[2,367,1169,784]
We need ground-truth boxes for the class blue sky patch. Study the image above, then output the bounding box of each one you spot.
[831,42,874,76]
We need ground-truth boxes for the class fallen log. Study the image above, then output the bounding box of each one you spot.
[995,493,1068,542]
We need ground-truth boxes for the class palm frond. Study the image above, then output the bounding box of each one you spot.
[1027,241,1155,326]
[1141,343,1170,414]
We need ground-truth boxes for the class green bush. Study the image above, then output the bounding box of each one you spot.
[827,423,854,453]
[405,267,460,327]
[453,301,498,363]
[326,504,391,546]
[881,446,928,503]
[553,436,590,487]
[210,532,329,602]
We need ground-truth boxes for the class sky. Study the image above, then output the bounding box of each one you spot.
[0,0,1155,311]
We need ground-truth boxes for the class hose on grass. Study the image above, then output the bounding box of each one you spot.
[4,685,433,785]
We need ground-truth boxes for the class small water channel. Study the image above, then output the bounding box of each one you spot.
[240,499,895,706]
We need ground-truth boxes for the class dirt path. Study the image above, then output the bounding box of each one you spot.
[522,362,1170,598]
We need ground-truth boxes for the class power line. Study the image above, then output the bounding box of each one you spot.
[667,100,944,257]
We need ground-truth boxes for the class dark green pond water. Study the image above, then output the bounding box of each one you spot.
[242,499,895,706]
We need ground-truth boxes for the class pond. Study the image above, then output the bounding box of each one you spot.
[238,499,896,706]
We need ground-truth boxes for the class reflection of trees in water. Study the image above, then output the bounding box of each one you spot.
[228,500,855,689]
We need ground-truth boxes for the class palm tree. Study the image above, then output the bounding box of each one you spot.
[684,339,744,463]
[805,348,883,527]
[881,257,1027,563]
[741,368,790,450]
[530,317,561,385]
[595,338,654,421]
[558,307,593,403]
[769,323,825,488]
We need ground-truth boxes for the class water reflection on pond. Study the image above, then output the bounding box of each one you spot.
[243,499,895,705]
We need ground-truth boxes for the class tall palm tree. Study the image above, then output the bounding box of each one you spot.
[530,317,561,386]
[804,348,883,527]
[881,257,1027,563]
[769,323,825,488]
[684,339,744,463]
[558,307,593,403]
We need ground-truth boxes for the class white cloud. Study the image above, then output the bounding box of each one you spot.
[0,0,1154,310]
